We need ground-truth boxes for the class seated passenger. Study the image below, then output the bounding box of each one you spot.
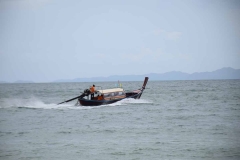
[97,94,103,100]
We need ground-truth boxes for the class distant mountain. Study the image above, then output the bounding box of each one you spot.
[14,80,35,83]
[188,67,240,80]
[0,81,8,83]
[148,67,240,80]
[53,67,240,82]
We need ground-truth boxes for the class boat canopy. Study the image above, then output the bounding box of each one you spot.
[98,88,124,94]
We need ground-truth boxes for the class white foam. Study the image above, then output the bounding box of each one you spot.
[0,97,59,109]
[0,97,152,110]
[0,97,101,110]
[120,98,152,104]
[102,98,152,107]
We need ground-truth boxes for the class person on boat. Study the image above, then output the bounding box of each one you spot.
[90,84,95,100]
[97,94,104,100]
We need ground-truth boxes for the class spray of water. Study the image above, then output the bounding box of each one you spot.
[0,97,152,110]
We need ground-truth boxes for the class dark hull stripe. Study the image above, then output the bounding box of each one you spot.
[78,92,141,106]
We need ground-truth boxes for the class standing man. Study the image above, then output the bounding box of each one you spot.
[90,84,95,100]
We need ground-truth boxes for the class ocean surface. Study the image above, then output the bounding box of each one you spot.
[0,80,240,160]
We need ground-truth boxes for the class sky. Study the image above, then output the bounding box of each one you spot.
[0,0,240,82]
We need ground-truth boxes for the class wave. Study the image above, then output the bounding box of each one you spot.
[0,97,152,110]
[0,97,63,110]
[105,98,152,107]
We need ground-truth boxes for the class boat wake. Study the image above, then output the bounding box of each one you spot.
[0,97,152,110]
[0,97,61,110]
[103,98,152,107]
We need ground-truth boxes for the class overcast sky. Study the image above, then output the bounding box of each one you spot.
[0,0,240,82]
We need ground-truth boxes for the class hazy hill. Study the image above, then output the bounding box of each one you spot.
[53,67,240,82]
[14,80,35,83]
[0,81,8,83]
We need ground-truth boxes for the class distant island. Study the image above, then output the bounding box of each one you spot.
[14,80,35,83]
[0,80,35,84]
[0,81,8,83]
[53,67,240,82]
[1,67,240,83]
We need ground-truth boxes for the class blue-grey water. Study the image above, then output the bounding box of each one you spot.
[0,80,240,160]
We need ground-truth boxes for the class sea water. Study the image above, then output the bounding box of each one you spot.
[0,80,240,160]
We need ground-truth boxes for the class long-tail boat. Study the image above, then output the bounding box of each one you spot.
[58,77,149,106]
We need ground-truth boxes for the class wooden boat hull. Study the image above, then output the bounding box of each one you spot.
[78,91,142,106]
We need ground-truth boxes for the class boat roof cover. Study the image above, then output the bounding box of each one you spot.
[98,88,124,94]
